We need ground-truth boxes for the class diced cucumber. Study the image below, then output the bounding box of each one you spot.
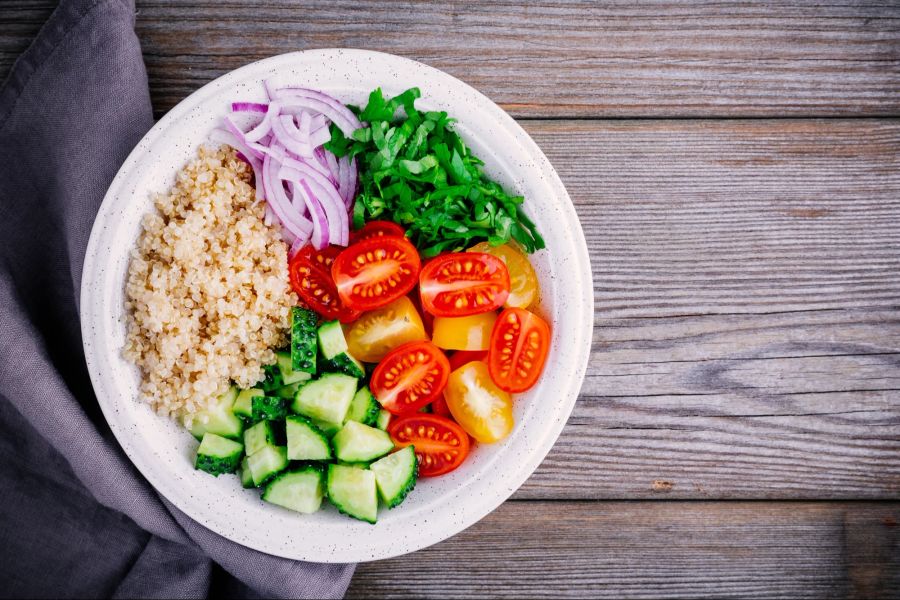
[346,387,380,427]
[263,466,325,514]
[188,387,243,440]
[239,457,255,488]
[317,320,347,359]
[274,381,304,399]
[259,364,283,391]
[375,409,391,431]
[276,350,313,385]
[246,444,288,486]
[291,307,318,374]
[233,388,263,420]
[291,373,357,425]
[318,320,365,377]
[327,464,378,524]
[370,446,417,508]
[311,418,342,438]
[332,421,394,463]
[286,415,333,461]
[321,353,366,378]
[252,395,287,421]
[244,420,276,456]
[195,433,243,476]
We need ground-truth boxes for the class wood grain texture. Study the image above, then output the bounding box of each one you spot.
[3,1,899,118]
[348,501,900,599]
[513,119,900,499]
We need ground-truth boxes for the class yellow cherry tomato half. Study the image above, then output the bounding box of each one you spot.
[345,296,428,363]
[431,312,498,351]
[445,361,514,443]
[468,242,539,309]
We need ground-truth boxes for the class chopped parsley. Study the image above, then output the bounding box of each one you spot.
[325,87,544,257]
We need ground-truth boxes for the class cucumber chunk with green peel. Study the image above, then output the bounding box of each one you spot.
[346,387,380,426]
[318,320,365,377]
[239,457,255,488]
[195,433,243,476]
[327,464,378,524]
[286,415,333,461]
[276,350,313,385]
[321,353,366,378]
[274,381,304,399]
[233,388,263,420]
[317,320,348,359]
[246,444,288,486]
[370,446,418,508]
[311,418,342,438]
[243,420,277,456]
[375,409,391,431]
[291,307,318,374]
[263,467,325,514]
[252,395,287,421]
[332,421,394,463]
[188,387,243,440]
[258,364,283,392]
[291,373,357,425]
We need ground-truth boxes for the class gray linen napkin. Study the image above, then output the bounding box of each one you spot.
[0,0,356,596]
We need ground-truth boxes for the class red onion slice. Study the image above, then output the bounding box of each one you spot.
[262,154,313,243]
[280,159,349,246]
[271,85,362,136]
[295,179,330,249]
[272,114,313,158]
[244,101,280,143]
[231,102,268,113]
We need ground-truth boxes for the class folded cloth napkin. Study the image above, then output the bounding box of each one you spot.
[0,0,356,597]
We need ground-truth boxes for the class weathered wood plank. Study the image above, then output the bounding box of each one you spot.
[348,501,900,599]
[512,119,900,499]
[2,1,899,118]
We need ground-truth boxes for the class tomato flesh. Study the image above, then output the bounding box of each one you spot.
[445,361,514,443]
[430,393,452,417]
[332,236,421,312]
[468,242,539,309]
[432,312,498,351]
[488,308,551,393]
[419,253,510,317]
[345,296,428,363]
[288,245,360,322]
[389,414,470,477]
[371,341,450,415]
[350,220,405,244]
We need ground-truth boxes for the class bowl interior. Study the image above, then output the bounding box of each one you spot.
[81,49,592,562]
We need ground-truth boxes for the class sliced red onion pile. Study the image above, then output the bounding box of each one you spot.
[209,83,360,253]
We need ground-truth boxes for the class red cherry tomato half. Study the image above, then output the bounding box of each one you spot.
[448,350,489,372]
[419,252,510,317]
[488,308,551,393]
[350,220,406,244]
[288,245,360,323]
[388,414,470,477]
[332,236,421,312]
[371,341,450,415]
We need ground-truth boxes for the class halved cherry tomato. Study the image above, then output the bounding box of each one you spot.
[488,308,551,393]
[332,236,421,312]
[388,414,470,477]
[345,296,428,363]
[289,245,360,322]
[350,220,405,244]
[432,312,498,351]
[371,341,450,415]
[419,253,510,317]
[468,242,539,309]
[445,361,513,443]
[448,350,489,371]
[430,392,452,417]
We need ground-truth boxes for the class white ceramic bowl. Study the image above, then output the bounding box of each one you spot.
[81,49,592,563]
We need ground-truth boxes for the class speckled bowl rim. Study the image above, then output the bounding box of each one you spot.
[81,49,592,563]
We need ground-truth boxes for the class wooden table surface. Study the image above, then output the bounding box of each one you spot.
[3,1,899,597]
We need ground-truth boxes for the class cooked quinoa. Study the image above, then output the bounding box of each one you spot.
[123,145,296,424]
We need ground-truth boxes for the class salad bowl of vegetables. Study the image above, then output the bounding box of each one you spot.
[81,49,592,562]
